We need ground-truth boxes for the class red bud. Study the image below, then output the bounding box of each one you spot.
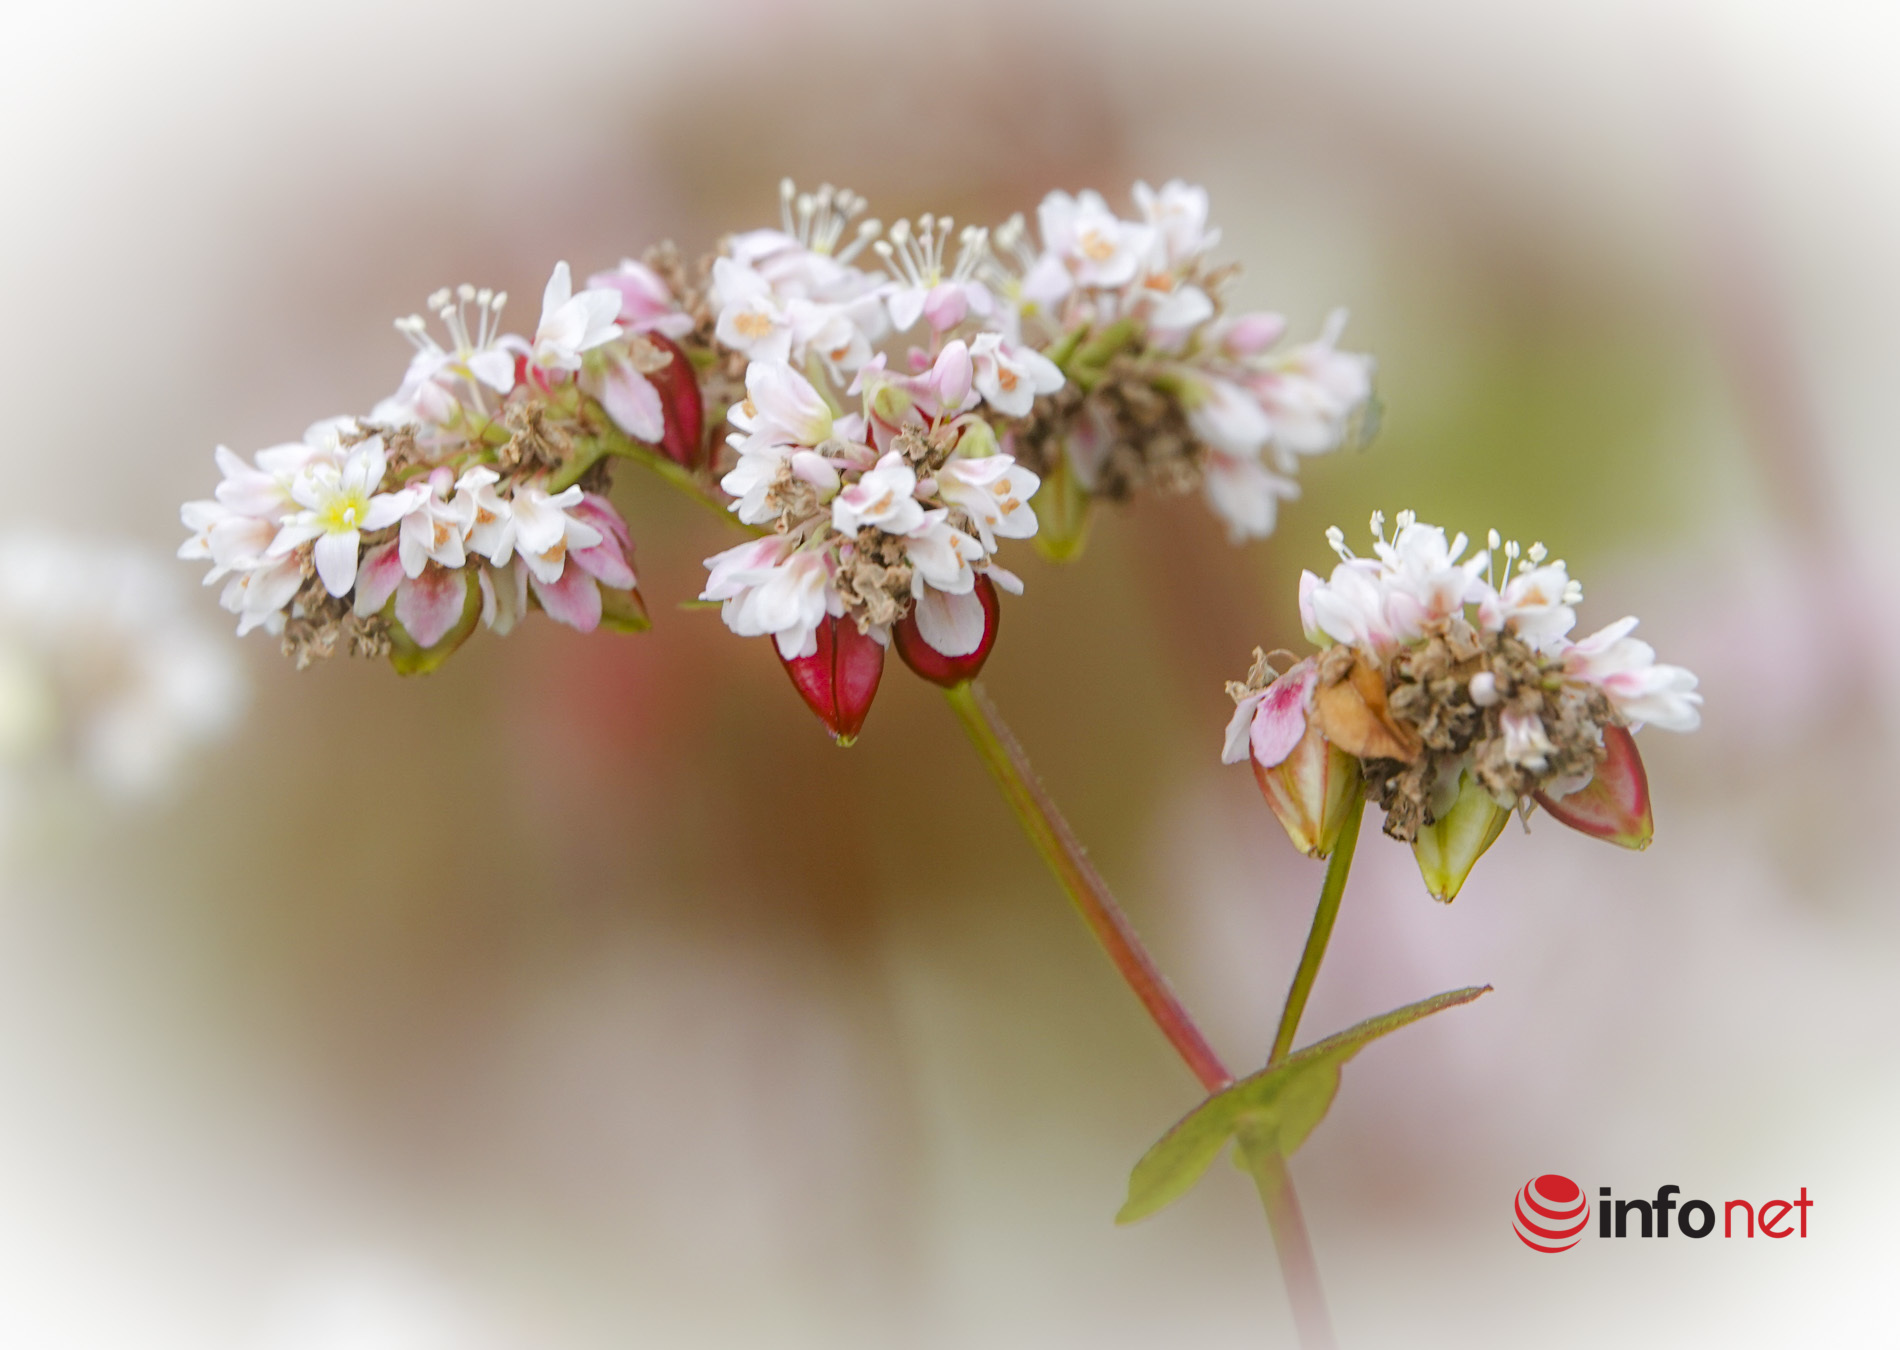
[778,615,885,745]
[646,335,705,470]
[893,575,1000,688]
[1533,723,1654,850]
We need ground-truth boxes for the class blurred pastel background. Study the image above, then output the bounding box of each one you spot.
[1,0,1895,1345]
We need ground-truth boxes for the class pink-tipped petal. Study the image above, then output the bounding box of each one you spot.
[598,359,665,443]
[570,494,637,589]
[530,564,604,632]
[1249,659,1318,770]
[395,565,471,648]
[353,541,404,617]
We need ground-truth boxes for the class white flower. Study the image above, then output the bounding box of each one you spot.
[831,452,925,536]
[902,511,984,595]
[713,248,880,373]
[1479,559,1580,653]
[1249,310,1375,458]
[508,482,603,586]
[179,498,276,583]
[1202,453,1300,544]
[373,286,522,428]
[1183,375,1272,459]
[712,258,794,364]
[1372,518,1488,636]
[725,360,835,457]
[968,332,1064,418]
[1563,617,1703,731]
[873,215,994,334]
[396,467,476,578]
[936,453,1040,549]
[455,467,515,563]
[1032,189,1155,295]
[1133,179,1220,270]
[267,437,422,597]
[724,547,835,660]
[530,261,624,373]
[218,556,305,636]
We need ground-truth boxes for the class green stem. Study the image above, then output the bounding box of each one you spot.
[943,681,1233,1094]
[1269,790,1366,1066]
[550,425,750,531]
[1241,1133,1339,1350]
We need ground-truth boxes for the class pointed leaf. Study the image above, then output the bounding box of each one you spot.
[1117,985,1490,1224]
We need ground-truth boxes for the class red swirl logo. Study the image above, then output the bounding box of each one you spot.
[1514,1174,1589,1252]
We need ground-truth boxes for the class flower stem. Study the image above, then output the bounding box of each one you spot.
[1269,789,1366,1066]
[946,680,1341,1347]
[942,680,1232,1094]
[552,423,748,531]
[1240,1133,1339,1350]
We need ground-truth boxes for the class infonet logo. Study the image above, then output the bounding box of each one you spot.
[1513,1175,1590,1251]
[1513,1175,1813,1252]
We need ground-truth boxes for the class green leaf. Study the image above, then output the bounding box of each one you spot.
[599,585,651,633]
[386,571,484,676]
[1116,985,1491,1224]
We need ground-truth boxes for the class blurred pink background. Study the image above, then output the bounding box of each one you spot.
[1,0,1896,1345]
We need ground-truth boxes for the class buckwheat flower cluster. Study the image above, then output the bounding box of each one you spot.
[1223,511,1701,900]
[1,530,242,834]
[180,261,699,671]
[701,182,1056,742]
[992,182,1377,548]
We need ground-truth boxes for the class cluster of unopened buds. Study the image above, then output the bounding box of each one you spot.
[1224,511,1703,899]
[179,176,1376,736]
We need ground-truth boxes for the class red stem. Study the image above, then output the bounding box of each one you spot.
[944,681,1233,1093]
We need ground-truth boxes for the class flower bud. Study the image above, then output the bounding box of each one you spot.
[1533,723,1653,850]
[646,335,705,471]
[778,614,885,745]
[1254,723,1363,859]
[894,574,999,688]
[1411,769,1511,903]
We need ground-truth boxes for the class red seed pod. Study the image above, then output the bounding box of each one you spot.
[1533,723,1654,850]
[646,335,706,471]
[778,614,886,745]
[893,574,1000,688]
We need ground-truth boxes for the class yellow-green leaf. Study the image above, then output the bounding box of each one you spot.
[1117,985,1490,1224]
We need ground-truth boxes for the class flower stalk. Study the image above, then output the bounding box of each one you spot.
[944,679,1339,1350]
[1269,788,1366,1065]
[943,679,1232,1094]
